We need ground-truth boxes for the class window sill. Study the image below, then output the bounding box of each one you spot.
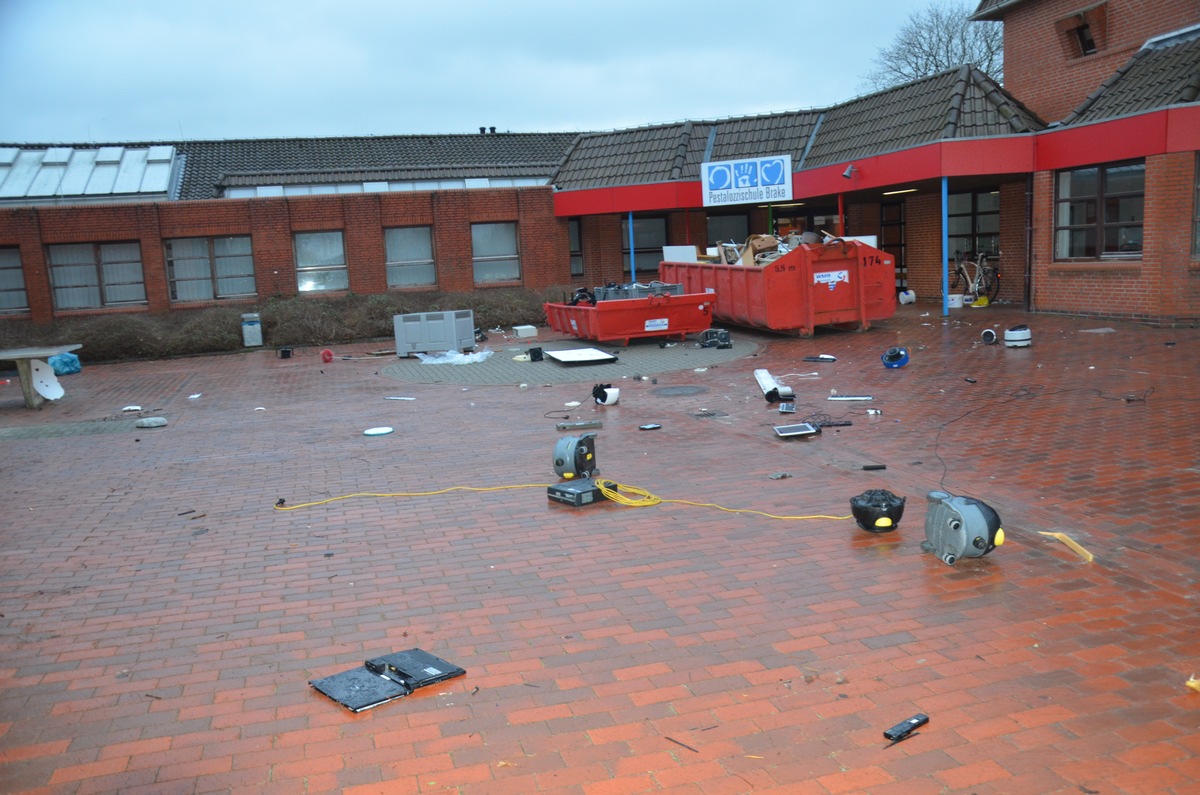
[1048,260,1141,274]
[474,280,523,289]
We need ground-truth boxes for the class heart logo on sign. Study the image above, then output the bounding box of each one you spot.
[760,158,785,185]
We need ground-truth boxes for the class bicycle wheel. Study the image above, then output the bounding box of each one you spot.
[949,265,966,292]
[981,266,1000,302]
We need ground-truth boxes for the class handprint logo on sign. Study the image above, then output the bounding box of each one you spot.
[733,162,758,188]
[759,157,785,186]
[707,165,732,192]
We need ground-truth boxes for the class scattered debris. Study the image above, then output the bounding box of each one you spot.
[768,472,792,480]
[1187,675,1200,693]
[309,649,466,713]
[189,514,207,520]
[557,420,602,431]
[416,350,494,365]
[122,405,142,412]
[862,464,886,471]
[665,737,699,753]
[135,417,168,428]
[177,509,195,516]
[883,713,928,746]
[1080,327,1116,334]
[363,427,395,436]
[385,396,416,401]
[254,407,267,411]
[1038,531,1094,562]
[188,393,202,400]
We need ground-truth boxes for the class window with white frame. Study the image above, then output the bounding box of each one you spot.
[0,247,28,313]
[165,236,256,301]
[568,219,584,277]
[47,242,147,309]
[621,216,667,277]
[294,231,348,292]
[471,222,520,283]
[384,226,436,287]
[1055,160,1144,259]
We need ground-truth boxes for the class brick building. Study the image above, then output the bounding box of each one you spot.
[1,0,1198,326]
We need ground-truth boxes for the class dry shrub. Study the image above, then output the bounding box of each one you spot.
[0,287,561,364]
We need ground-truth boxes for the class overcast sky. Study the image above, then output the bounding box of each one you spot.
[0,0,925,143]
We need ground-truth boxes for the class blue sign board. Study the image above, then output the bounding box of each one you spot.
[701,154,793,207]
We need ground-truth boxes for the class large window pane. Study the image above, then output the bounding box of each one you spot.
[48,241,146,309]
[0,247,28,312]
[707,214,749,246]
[568,219,584,277]
[166,235,255,301]
[471,223,517,258]
[1055,160,1143,259]
[385,226,436,287]
[471,223,520,283]
[295,231,347,292]
[621,216,668,275]
[295,232,345,267]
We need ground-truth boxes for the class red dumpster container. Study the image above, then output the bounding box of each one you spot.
[659,239,896,337]
[543,293,715,346]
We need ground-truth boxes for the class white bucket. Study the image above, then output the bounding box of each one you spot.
[947,294,964,309]
[898,290,916,305]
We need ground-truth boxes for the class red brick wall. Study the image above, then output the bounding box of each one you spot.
[850,179,1029,307]
[1032,152,1199,322]
[1001,0,1200,122]
[0,187,574,323]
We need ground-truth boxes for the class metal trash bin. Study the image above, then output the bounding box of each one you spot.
[241,313,263,347]
[660,239,897,337]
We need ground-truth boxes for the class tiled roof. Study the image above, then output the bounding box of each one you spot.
[174,133,579,199]
[969,0,1031,22]
[218,164,557,187]
[553,66,1042,190]
[551,112,825,190]
[804,66,1041,166]
[0,133,580,201]
[1060,26,1200,126]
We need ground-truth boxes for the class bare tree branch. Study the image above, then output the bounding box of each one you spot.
[861,0,1003,91]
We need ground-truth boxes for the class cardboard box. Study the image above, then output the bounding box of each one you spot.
[514,325,538,338]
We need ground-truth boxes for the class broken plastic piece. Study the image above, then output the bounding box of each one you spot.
[1186,675,1200,693]
[1038,531,1094,562]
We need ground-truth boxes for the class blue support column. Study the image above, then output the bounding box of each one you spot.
[628,211,636,283]
[941,177,949,316]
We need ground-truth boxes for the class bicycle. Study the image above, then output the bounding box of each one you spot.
[950,251,1000,304]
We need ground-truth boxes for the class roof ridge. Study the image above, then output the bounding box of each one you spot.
[668,122,693,181]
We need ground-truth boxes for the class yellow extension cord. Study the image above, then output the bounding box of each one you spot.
[274,479,852,522]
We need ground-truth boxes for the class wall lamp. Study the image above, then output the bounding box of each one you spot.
[842,164,858,179]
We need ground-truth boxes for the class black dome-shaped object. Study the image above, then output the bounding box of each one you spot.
[850,489,906,533]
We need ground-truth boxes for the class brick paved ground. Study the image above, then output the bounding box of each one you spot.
[1,304,1197,795]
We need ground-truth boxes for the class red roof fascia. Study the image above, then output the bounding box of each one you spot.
[553,181,702,216]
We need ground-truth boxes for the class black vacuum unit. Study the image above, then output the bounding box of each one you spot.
[850,489,906,533]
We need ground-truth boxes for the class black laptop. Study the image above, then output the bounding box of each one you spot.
[310,648,466,712]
